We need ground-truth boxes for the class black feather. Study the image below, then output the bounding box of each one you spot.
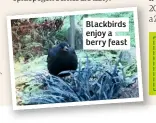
[47,42,78,77]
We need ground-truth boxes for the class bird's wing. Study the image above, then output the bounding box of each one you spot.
[48,46,60,57]
[47,46,60,63]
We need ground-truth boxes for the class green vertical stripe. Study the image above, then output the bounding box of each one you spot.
[149,32,156,95]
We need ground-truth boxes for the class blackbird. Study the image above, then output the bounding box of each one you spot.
[47,42,78,76]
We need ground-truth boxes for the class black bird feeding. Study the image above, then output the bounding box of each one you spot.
[47,42,78,77]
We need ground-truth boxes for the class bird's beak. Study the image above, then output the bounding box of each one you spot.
[63,46,69,51]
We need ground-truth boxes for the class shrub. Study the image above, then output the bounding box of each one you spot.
[16,51,139,105]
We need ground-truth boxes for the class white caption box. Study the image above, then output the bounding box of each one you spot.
[83,18,130,50]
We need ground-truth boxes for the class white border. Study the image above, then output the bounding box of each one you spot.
[6,7,144,110]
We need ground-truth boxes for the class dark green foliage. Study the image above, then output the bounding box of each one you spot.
[17,52,138,105]
[14,11,139,106]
